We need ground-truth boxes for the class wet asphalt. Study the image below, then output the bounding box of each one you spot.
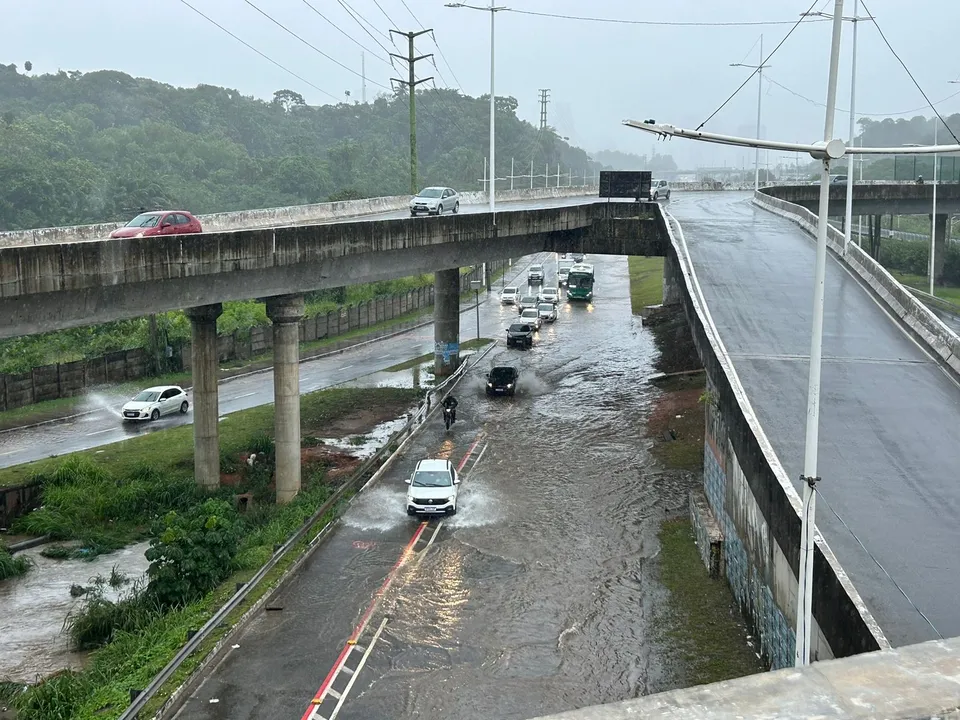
[170,254,692,720]
[669,191,960,647]
[0,253,558,469]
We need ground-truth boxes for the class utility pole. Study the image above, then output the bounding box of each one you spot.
[538,88,550,130]
[389,29,434,194]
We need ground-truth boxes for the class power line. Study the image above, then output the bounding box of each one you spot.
[502,7,832,27]
[764,74,960,118]
[243,0,390,89]
[177,0,340,102]
[371,0,398,28]
[299,0,390,65]
[860,0,960,145]
[336,0,394,52]
[696,0,820,130]
[398,0,464,92]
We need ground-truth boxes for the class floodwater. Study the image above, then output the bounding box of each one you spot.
[0,541,150,684]
[333,254,697,719]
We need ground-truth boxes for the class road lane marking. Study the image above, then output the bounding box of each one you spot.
[375,354,392,360]
[413,521,444,570]
[301,522,428,720]
[230,392,257,400]
[86,428,113,436]
[340,364,353,371]
[324,617,389,720]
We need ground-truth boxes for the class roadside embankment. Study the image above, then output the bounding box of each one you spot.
[629,262,765,687]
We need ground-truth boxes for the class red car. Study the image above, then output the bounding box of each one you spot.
[109,211,203,239]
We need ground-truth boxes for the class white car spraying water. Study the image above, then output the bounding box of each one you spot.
[121,385,189,421]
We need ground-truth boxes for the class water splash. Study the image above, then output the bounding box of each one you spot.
[81,392,125,420]
[446,481,505,528]
[343,486,409,532]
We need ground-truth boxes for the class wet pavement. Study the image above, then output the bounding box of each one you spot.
[171,254,693,720]
[0,254,556,470]
[0,541,150,683]
[669,192,960,646]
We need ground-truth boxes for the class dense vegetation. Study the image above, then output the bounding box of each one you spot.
[0,63,608,230]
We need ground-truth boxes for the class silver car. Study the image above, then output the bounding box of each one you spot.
[518,294,539,311]
[410,186,460,216]
[519,307,542,330]
[537,302,558,323]
[539,287,559,304]
[500,286,520,304]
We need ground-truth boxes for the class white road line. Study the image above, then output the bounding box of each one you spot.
[340,364,354,371]
[326,617,389,720]
[376,354,392,360]
[0,450,16,457]
[414,521,444,569]
[86,428,113,436]
[230,392,257,400]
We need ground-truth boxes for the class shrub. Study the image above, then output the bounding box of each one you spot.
[0,545,32,580]
[145,499,244,607]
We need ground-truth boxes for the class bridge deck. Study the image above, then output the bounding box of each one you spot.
[670,191,960,647]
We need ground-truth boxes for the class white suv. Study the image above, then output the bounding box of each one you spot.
[528,264,544,284]
[500,286,520,305]
[406,458,460,516]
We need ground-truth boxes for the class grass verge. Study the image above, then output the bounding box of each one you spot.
[627,256,665,314]
[657,518,766,685]
[890,271,960,304]
[384,338,493,372]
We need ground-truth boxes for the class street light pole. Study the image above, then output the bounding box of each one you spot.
[730,36,769,192]
[932,119,939,295]
[796,0,846,668]
[843,0,859,255]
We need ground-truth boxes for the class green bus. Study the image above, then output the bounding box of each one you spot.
[566,263,594,301]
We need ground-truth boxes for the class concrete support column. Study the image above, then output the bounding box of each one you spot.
[185,303,223,492]
[662,249,682,306]
[933,213,948,286]
[266,294,305,504]
[433,268,461,377]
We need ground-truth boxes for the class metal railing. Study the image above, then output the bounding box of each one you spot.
[119,344,493,719]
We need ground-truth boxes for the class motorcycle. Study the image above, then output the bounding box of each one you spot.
[442,405,456,430]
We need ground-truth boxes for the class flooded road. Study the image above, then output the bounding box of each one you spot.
[176,252,697,720]
[0,541,150,683]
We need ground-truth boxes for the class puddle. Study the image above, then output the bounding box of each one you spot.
[315,417,409,459]
[0,541,150,683]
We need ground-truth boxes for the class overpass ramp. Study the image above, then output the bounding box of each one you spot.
[668,191,960,647]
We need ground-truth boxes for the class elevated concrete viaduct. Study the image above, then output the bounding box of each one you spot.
[0,200,666,501]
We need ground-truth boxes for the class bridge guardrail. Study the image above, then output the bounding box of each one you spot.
[119,344,494,720]
[752,191,960,379]
[0,186,597,247]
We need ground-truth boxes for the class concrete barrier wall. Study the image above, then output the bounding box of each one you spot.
[664,208,888,667]
[753,191,960,378]
[0,261,505,411]
[0,186,597,247]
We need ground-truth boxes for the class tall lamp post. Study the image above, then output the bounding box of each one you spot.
[803,2,870,255]
[730,35,769,192]
[447,1,505,292]
[470,280,483,340]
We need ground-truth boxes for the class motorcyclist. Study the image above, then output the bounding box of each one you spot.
[441,395,458,424]
[917,175,925,185]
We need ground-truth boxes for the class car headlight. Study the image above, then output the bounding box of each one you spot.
[506,383,513,388]
[487,382,493,387]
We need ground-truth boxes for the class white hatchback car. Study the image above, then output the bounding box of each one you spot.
[500,286,520,304]
[122,385,189,422]
[538,302,558,323]
[410,186,460,216]
[406,458,460,516]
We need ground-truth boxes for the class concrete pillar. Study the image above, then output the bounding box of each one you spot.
[933,213,948,286]
[266,294,305,504]
[185,303,223,492]
[433,268,461,377]
[662,249,682,306]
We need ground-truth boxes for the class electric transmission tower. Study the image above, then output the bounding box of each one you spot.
[389,29,434,194]
[538,89,550,130]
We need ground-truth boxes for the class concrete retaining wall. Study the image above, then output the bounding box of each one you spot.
[663,209,889,667]
[753,191,960,379]
[0,186,597,247]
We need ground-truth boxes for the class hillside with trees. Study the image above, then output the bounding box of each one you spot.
[0,63,605,231]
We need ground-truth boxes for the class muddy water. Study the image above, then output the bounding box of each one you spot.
[0,541,150,683]
[338,254,697,720]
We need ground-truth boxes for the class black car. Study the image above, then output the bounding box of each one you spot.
[486,366,519,396]
[506,323,534,349]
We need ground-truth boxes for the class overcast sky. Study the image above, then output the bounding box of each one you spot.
[5,0,960,170]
